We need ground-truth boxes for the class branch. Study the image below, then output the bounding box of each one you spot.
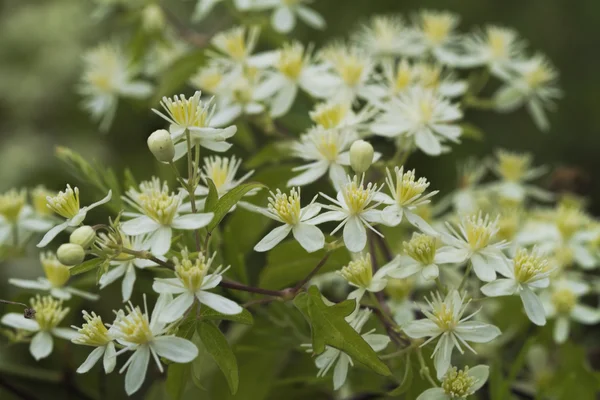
[293,253,330,293]
[220,279,284,297]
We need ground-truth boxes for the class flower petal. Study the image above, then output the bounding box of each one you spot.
[197,291,243,315]
[254,224,292,252]
[1,313,40,331]
[30,331,53,360]
[292,223,325,253]
[124,346,150,396]
[343,216,367,252]
[160,292,195,323]
[36,220,70,248]
[433,334,454,379]
[171,213,214,230]
[468,365,490,392]
[287,161,329,187]
[519,286,546,326]
[363,333,390,352]
[480,279,518,297]
[77,347,105,374]
[415,128,442,156]
[403,319,441,339]
[152,335,199,363]
[571,304,600,324]
[416,388,447,400]
[272,6,295,33]
[121,216,160,236]
[333,353,350,390]
[471,253,497,282]
[104,342,117,373]
[122,265,137,302]
[150,226,172,256]
[554,316,569,344]
[454,322,501,343]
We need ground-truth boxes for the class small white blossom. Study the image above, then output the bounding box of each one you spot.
[252,0,325,34]
[339,253,400,306]
[71,311,117,374]
[408,10,463,64]
[462,26,525,76]
[418,365,489,400]
[353,15,411,59]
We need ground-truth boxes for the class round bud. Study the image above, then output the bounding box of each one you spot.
[349,140,375,173]
[56,243,85,266]
[147,129,175,163]
[69,225,96,249]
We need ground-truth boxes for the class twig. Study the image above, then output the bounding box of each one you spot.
[220,279,284,297]
[293,253,330,293]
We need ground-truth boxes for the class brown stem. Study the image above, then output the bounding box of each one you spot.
[220,279,284,297]
[293,253,330,293]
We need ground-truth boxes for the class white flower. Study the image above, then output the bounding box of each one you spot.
[37,186,112,248]
[339,253,401,305]
[79,44,152,131]
[210,26,260,66]
[252,0,325,34]
[152,249,242,323]
[110,294,199,395]
[389,233,465,281]
[481,248,553,326]
[312,175,385,253]
[438,158,487,215]
[98,234,156,302]
[417,365,489,400]
[408,10,463,64]
[441,213,509,282]
[309,100,377,137]
[494,54,561,132]
[9,252,99,301]
[210,70,266,127]
[71,311,117,374]
[541,278,600,343]
[152,91,237,157]
[303,309,390,390]
[121,178,213,256]
[371,87,463,156]
[404,290,501,379]
[462,26,525,76]
[0,188,54,246]
[1,295,77,360]
[490,149,552,203]
[352,15,411,59]
[379,166,439,233]
[193,0,253,20]
[287,126,353,189]
[255,42,330,117]
[245,188,326,253]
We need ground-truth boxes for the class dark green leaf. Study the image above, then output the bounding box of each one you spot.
[294,286,391,377]
[197,321,239,394]
[207,183,266,231]
[166,363,190,400]
[204,178,219,213]
[69,258,103,276]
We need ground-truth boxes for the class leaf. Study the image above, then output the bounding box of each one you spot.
[197,321,239,394]
[69,258,103,276]
[387,353,413,396]
[294,286,391,377]
[207,183,266,232]
[166,363,190,400]
[204,178,219,213]
[199,306,254,325]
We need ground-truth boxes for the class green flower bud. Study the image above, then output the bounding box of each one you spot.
[69,225,96,249]
[350,140,374,173]
[56,243,85,266]
[147,129,175,163]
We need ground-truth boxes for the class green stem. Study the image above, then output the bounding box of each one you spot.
[185,130,202,252]
[458,261,473,292]
[417,348,438,387]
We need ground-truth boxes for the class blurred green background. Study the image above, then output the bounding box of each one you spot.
[1,0,599,398]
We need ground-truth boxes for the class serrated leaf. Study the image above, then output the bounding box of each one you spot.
[207,183,265,231]
[294,286,391,377]
[69,258,103,276]
[199,306,254,325]
[197,321,239,394]
[166,363,190,400]
[204,178,219,213]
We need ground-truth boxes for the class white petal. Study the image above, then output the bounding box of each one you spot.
[1,313,40,331]
[36,220,69,248]
[271,82,298,117]
[121,216,160,236]
[104,342,117,373]
[434,248,468,264]
[363,333,390,352]
[343,216,367,252]
[152,336,199,363]
[421,264,439,281]
[480,279,518,297]
[160,292,195,323]
[9,278,50,290]
[433,334,454,380]
[415,128,442,156]
[210,105,243,127]
[52,327,79,340]
[150,226,172,256]
[296,5,325,29]
[197,291,243,315]
[405,211,438,235]
[553,316,569,344]
[300,203,321,221]
[417,388,447,400]
[272,6,295,33]
[171,213,214,230]
[471,253,497,282]
[328,164,347,191]
[403,319,441,339]
[77,347,105,374]
[99,263,127,289]
[468,365,490,392]
[571,304,600,324]
[152,278,187,294]
[287,161,329,187]
[124,346,150,396]
[292,223,325,253]
[30,331,53,360]
[333,353,350,390]
[122,265,137,302]
[85,190,113,212]
[519,286,546,326]
[454,322,501,343]
[305,210,346,225]
[150,293,173,331]
[388,263,421,279]
[254,224,292,252]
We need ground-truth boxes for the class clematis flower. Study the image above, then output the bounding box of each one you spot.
[110,294,199,395]
[122,178,213,256]
[152,249,242,322]
[251,0,325,34]
[37,185,112,248]
[339,253,401,306]
[71,311,117,374]
[461,26,524,76]
[417,365,489,400]
[0,188,54,246]
[480,248,553,326]
[9,252,99,301]
[404,290,501,379]
[244,188,326,253]
[353,15,411,59]
[1,296,77,360]
[408,10,464,64]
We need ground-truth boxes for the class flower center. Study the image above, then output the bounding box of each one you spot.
[392,167,430,205]
[159,92,209,129]
[41,252,70,288]
[47,185,80,219]
[385,278,414,300]
[404,233,436,265]
[83,45,122,93]
[394,62,413,93]
[513,248,550,283]
[487,27,512,59]
[422,12,456,45]
[203,156,236,192]
[496,150,530,182]
[0,189,26,222]
[551,288,576,314]
[31,295,69,331]
[555,205,588,240]
[32,186,54,216]
[340,254,373,288]
[463,213,497,251]
[310,102,348,130]
[133,179,180,226]
[268,188,302,225]
[190,66,223,93]
[323,47,367,87]
[231,77,254,104]
[442,367,475,397]
[418,64,441,89]
[277,43,305,80]
[525,64,553,89]
[418,98,434,124]
[72,311,112,347]
[174,250,210,292]
[112,305,154,345]
[342,176,377,215]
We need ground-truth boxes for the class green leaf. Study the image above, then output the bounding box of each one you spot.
[388,353,413,396]
[204,178,219,213]
[294,286,391,377]
[197,321,239,394]
[199,306,254,325]
[69,258,103,276]
[166,363,190,400]
[207,183,266,232]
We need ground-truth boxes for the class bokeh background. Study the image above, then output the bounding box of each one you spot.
[1,0,599,399]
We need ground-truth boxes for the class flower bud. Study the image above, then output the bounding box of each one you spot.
[349,140,374,173]
[147,129,175,163]
[56,243,85,266]
[70,225,96,249]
